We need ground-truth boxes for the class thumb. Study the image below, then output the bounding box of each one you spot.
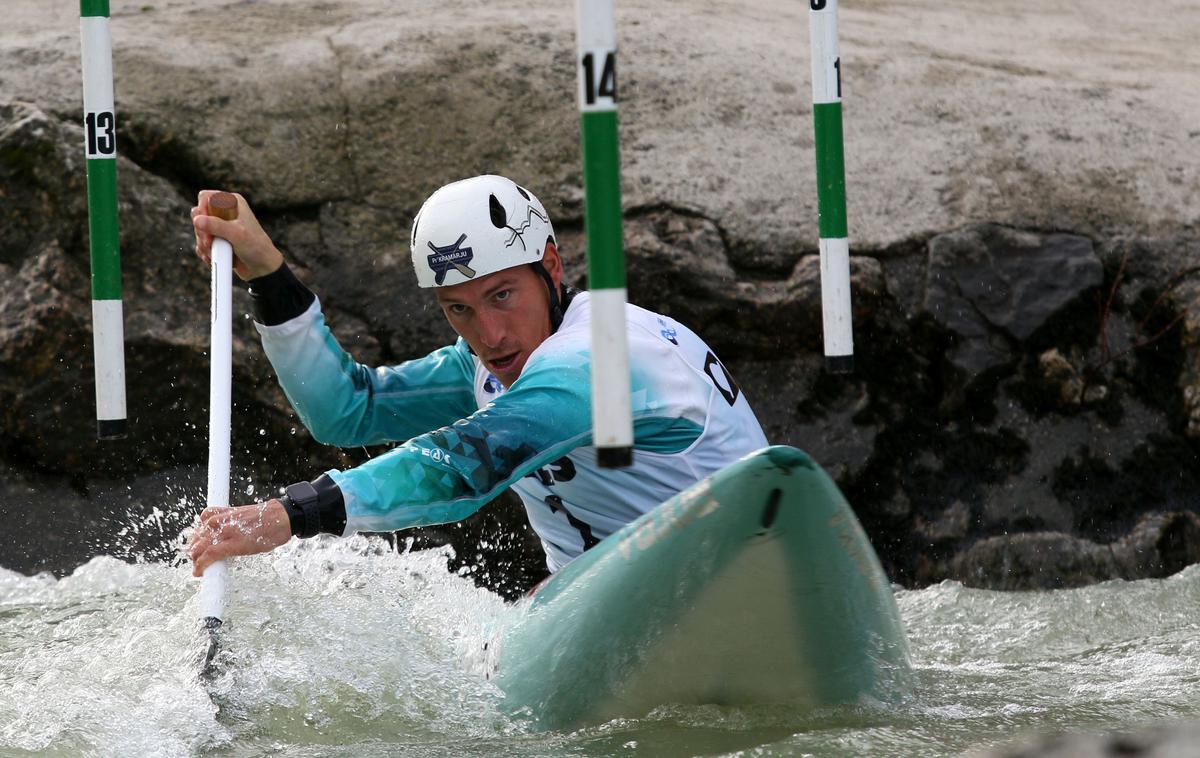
[199,505,234,522]
[194,214,242,245]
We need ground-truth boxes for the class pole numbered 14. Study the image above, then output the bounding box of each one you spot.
[576,0,633,468]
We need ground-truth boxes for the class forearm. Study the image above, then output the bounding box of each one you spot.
[330,368,596,534]
[250,265,476,446]
[274,335,596,539]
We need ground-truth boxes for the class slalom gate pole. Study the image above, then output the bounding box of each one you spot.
[79,0,128,437]
[199,192,238,675]
[575,0,633,468]
[808,0,855,373]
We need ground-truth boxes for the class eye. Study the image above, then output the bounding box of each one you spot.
[446,303,468,315]
[494,289,511,302]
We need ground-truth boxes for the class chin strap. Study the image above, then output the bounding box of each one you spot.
[531,261,575,333]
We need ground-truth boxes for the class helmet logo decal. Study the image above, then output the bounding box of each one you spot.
[504,205,549,251]
[427,233,477,284]
[488,192,547,252]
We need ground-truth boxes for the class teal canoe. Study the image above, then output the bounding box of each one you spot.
[491,445,912,729]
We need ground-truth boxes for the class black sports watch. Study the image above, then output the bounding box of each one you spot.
[279,481,321,539]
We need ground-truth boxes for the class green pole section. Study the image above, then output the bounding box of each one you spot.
[812,103,848,240]
[580,110,626,291]
[85,159,122,299]
[80,0,109,16]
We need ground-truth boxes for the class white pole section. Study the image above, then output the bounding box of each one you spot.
[576,0,634,468]
[808,0,854,373]
[199,192,237,672]
[80,0,128,437]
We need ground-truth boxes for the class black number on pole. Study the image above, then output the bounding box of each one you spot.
[703,351,741,407]
[85,111,116,156]
[97,112,116,154]
[834,57,842,98]
[545,494,600,550]
[582,51,617,106]
[811,0,827,9]
[582,53,594,103]
[598,52,616,101]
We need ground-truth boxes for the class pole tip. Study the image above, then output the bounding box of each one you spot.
[597,446,633,469]
[825,354,854,374]
[208,192,239,221]
[97,418,127,439]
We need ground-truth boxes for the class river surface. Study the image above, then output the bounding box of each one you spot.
[2,536,1198,757]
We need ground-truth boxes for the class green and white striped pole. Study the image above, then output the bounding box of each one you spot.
[808,0,854,373]
[80,0,127,437]
[575,0,632,468]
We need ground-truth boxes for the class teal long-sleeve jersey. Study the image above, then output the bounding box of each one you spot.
[257,289,767,572]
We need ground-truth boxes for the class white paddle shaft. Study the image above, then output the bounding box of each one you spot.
[199,236,233,622]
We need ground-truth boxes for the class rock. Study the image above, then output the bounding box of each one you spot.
[1082,382,1108,404]
[1112,512,1200,580]
[620,207,891,360]
[950,532,1119,590]
[1177,279,1200,438]
[948,512,1200,590]
[0,101,316,478]
[1,0,1199,597]
[1186,385,1200,438]
[915,501,972,543]
[923,225,1103,388]
[973,721,1200,758]
[1038,348,1084,407]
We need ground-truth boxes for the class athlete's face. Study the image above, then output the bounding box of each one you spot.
[435,243,564,388]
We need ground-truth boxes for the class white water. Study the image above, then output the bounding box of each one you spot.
[2,538,1198,757]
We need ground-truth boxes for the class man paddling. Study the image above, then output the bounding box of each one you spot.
[187,175,766,579]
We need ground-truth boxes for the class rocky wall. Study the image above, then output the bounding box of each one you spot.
[1,0,1198,597]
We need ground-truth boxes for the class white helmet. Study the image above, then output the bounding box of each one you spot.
[411,175,556,288]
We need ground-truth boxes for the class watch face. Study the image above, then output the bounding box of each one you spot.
[286,481,319,505]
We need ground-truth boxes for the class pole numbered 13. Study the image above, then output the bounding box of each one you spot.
[80,0,128,436]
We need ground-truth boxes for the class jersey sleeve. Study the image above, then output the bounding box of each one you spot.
[327,345,596,534]
[255,298,477,446]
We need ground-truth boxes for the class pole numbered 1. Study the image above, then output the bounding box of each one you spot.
[808,0,855,373]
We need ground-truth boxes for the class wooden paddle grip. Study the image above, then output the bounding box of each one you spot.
[208,192,239,221]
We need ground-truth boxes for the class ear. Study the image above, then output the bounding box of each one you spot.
[542,241,564,289]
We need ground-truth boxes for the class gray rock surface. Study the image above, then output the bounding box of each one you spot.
[922,225,1103,386]
[974,721,1200,758]
[0,0,1198,602]
[949,512,1200,590]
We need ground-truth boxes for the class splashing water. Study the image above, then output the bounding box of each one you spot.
[2,539,1199,757]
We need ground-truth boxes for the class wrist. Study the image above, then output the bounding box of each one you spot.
[247,250,284,279]
[277,474,347,539]
[247,261,316,326]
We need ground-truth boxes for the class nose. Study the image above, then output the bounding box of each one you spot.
[476,308,506,349]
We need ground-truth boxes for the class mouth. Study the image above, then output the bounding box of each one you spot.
[487,351,521,373]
